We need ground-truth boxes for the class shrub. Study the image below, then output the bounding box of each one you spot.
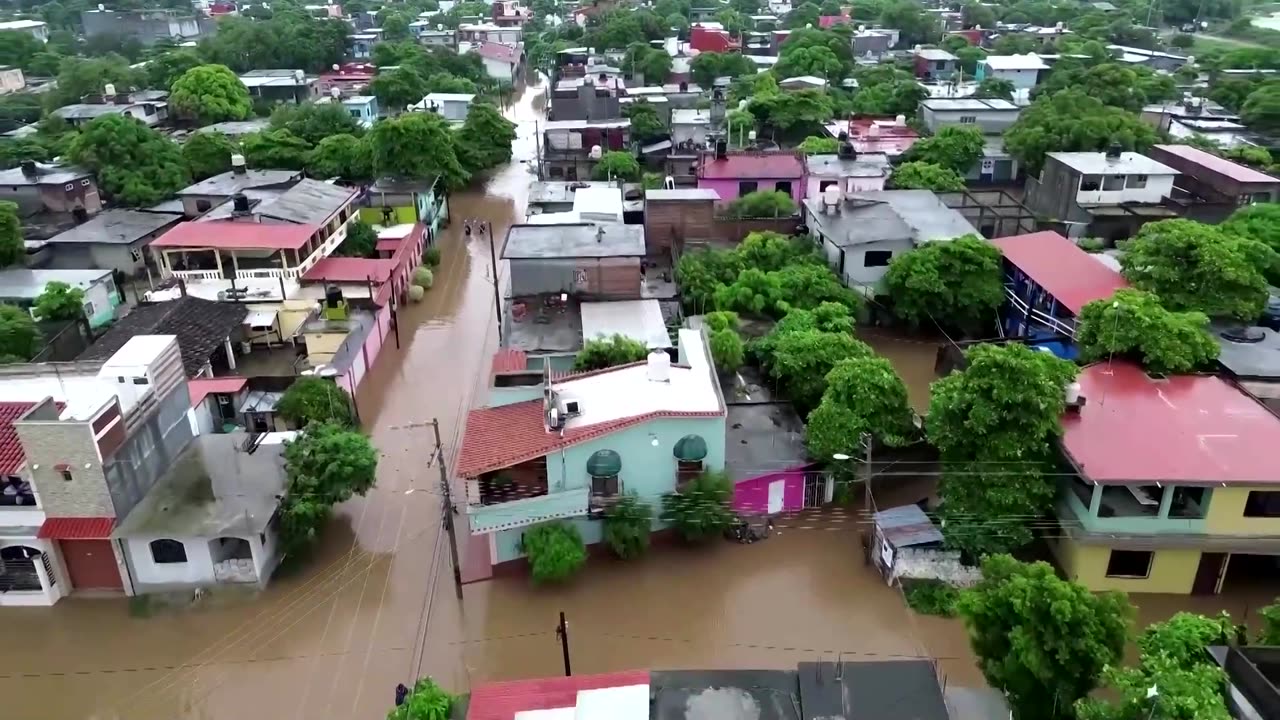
[726,190,796,219]
[413,267,434,288]
[388,677,456,720]
[602,493,653,560]
[423,246,442,267]
[661,470,735,542]
[522,521,587,583]
[709,328,745,372]
[574,333,649,371]
[902,579,961,617]
[408,284,425,302]
[703,310,740,333]
[1077,237,1105,253]
[277,376,355,427]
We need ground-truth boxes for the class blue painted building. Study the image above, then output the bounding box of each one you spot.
[989,230,1129,359]
[340,95,378,128]
[457,329,727,575]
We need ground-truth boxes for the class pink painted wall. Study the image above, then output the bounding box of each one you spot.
[732,467,808,514]
[697,176,806,205]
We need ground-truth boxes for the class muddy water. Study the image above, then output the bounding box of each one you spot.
[0,82,1011,720]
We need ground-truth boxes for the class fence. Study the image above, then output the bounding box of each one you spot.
[709,214,806,243]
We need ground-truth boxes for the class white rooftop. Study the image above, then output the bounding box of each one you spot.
[556,329,718,431]
[581,300,670,350]
[916,48,956,60]
[671,108,711,125]
[1048,151,1179,175]
[376,223,416,240]
[574,685,649,720]
[780,75,827,87]
[572,186,623,222]
[922,97,1019,111]
[981,53,1048,70]
[424,92,476,103]
[0,19,46,29]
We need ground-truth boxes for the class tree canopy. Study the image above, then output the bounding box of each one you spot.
[1119,219,1274,321]
[284,422,378,505]
[1241,83,1280,132]
[270,102,366,144]
[183,131,238,181]
[689,51,757,87]
[904,126,984,173]
[1004,89,1159,173]
[889,161,966,191]
[306,133,374,181]
[574,334,649,370]
[805,355,915,461]
[592,151,642,181]
[370,66,431,113]
[68,115,189,207]
[241,129,313,170]
[883,234,1003,335]
[455,102,517,174]
[277,377,356,428]
[169,64,253,124]
[1075,289,1220,375]
[201,13,349,73]
[369,111,469,187]
[0,304,38,363]
[0,201,21,268]
[33,281,86,322]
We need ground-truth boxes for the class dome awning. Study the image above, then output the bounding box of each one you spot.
[673,434,707,462]
[586,449,622,477]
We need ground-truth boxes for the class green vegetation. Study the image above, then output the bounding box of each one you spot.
[661,469,735,542]
[388,678,457,720]
[1075,289,1220,375]
[602,493,654,560]
[276,377,357,428]
[726,190,797,218]
[0,304,39,363]
[902,580,961,617]
[33,281,86,322]
[522,521,588,583]
[574,334,650,371]
[883,234,1004,336]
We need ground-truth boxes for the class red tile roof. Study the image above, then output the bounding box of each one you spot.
[491,348,528,375]
[697,152,805,180]
[187,376,248,408]
[455,399,723,477]
[39,517,115,539]
[0,401,38,476]
[1152,144,1280,185]
[476,41,520,63]
[302,257,396,283]
[467,670,650,720]
[1063,362,1280,485]
[989,230,1128,314]
[151,221,318,251]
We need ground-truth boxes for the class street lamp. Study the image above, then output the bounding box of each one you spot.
[464,219,504,346]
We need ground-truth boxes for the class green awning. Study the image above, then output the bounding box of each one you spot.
[673,434,707,462]
[586,449,622,477]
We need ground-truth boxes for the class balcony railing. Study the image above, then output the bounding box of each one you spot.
[468,487,589,534]
[237,267,300,280]
[1004,286,1078,338]
[171,269,223,280]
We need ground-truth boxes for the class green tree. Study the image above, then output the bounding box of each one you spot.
[805,355,915,461]
[1119,219,1273,321]
[48,54,142,111]
[1259,601,1280,644]
[521,521,587,583]
[709,328,745,371]
[974,76,1015,101]
[146,49,204,90]
[33,281,85,322]
[0,304,38,363]
[602,493,653,559]
[1222,202,1280,264]
[270,102,365,144]
[591,151,642,181]
[0,201,21,268]
[370,66,430,113]
[1075,289,1220,375]
[879,0,938,46]
[1242,83,1280,131]
[786,2,822,29]
[749,88,835,131]
[336,220,378,258]
[283,422,379,504]
[1034,63,1149,112]
[690,51,758,87]
[626,43,673,83]
[959,555,1132,720]
[621,101,664,143]
[380,11,412,41]
[424,73,477,95]
[660,469,735,541]
[0,30,43,69]
[574,333,649,370]
[798,136,838,154]
[369,111,469,187]
[766,329,872,411]
[387,677,457,720]
[954,45,987,76]
[277,376,356,427]
[241,129,313,170]
[1004,89,1159,173]
[775,45,844,80]
[455,102,518,174]
[889,161,966,191]
[183,131,238,181]
[961,1,995,28]
[726,190,797,218]
[883,234,1003,335]
[306,134,374,180]
[68,115,189,207]
[169,64,253,124]
[676,247,745,312]
[906,125,984,172]
[201,14,348,74]
[276,493,332,560]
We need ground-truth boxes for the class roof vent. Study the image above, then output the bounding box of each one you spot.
[1221,326,1265,344]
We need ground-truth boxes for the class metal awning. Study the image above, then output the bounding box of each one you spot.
[244,309,278,329]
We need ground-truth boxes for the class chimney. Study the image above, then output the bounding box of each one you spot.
[231,153,247,175]
[19,160,37,179]
[1105,142,1123,160]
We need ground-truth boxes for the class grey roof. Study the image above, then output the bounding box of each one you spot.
[177,169,303,197]
[502,223,645,259]
[198,118,271,137]
[873,504,944,548]
[1048,151,1179,175]
[43,209,182,246]
[915,48,956,60]
[805,190,977,249]
[51,103,135,120]
[1213,324,1280,380]
[798,661,949,720]
[528,180,614,205]
[112,433,288,537]
[651,670,800,720]
[0,268,112,300]
[806,153,891,179]
[645,188,721,201]
[256,179,356,224]
[921,97,1020,111]
[0,162,92,187]
[79,296,249,377]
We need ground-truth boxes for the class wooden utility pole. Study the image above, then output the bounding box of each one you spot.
[556,611,572,676]
[433,418,463,599]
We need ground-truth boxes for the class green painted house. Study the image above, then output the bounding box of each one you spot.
[0,268,120,329]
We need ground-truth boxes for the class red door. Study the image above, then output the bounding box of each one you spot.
[60,540,123,590]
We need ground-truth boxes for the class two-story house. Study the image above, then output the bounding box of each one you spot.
[318,93,379,128]
[456,21,521,45]
[1023,147,1182,240]
[238,70,320,105]
[913,48,958,81]
[1053,362,1280,595]
[0,161,100,218]
[80,8,211,45]
[455,331,726,580]
[974,54,1047,98]
[919,98,1024,184]
[1147,144,1280,205]
[541,118,631,180]
[989,230,1129,358]
[804,148,891,198]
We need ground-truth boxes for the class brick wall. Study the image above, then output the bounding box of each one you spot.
[15,419,114,517]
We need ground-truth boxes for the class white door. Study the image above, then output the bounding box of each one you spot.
[767,480,785,514]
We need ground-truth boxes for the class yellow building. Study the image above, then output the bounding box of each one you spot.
[1052,362,1280,595]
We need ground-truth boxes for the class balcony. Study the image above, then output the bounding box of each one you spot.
[1061,477,1208,535]
[1004,285,1078,338]
[469,487,590,534]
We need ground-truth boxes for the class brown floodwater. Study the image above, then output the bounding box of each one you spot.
[2,79,1260,720]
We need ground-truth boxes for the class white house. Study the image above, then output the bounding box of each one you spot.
[0,19,49,42]
[472,41,523,83]
[804,152,891,198]
[671,108,712,147]
[976,54,1048,96]
[415,92,475,123]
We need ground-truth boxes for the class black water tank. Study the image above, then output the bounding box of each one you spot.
[232,193,250,213]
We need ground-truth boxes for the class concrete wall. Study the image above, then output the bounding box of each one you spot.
[733,468,807,514]
[698,176,804,204]
[127,536,216,587]
[1206,486,1280,536]
[1052,538,1200,594]
[508,257,642,298]
[16,415,114,517]
[805,174,887,200]
[304,330,346,364]
[818,233,905,292]
[921,108,1020,135]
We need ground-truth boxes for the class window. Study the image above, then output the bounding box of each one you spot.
[819,179,837,192]
[349,109,361,118]
[131,377,149,385]
[82,300,94,318]
[774,180,792,196]
[1244,491,1280,518]
[864,250,892,267]
[1080,175,1102,192]
[80,179,90,187]
[1126,174,1148,189]
[738,181,758,195]
[1102,175,1125,191]
[195,199,212,212]
[64,183,74,191]
[958,115,976,124]
[1105,550,1153,578]
[935,60,946,70]
[149,539,187,564]
[60,468,73,482]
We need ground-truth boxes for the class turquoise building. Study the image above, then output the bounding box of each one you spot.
[0,268,120,329]
[457,330,727,571]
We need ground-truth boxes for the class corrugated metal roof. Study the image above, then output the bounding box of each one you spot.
[873,505,943,548]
